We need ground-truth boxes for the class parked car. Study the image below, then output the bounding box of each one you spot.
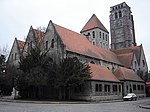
[123,93,137,101]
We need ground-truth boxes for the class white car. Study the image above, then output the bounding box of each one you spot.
[123,93,137,101]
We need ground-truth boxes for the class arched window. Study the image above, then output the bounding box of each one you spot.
[51,39,54,48]
[45,41,48,50]
[92,31,95,38]
[90,61,95,64]
[115,12,118,19]
[93,41,95,45]
[119,11,122,18]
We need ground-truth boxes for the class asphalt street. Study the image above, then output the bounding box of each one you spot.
[0,98,150,112]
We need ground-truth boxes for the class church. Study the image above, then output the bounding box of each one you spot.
[8,2,148,100]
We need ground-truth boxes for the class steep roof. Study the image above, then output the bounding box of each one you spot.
[112,45,141,65]
[80,14,108,33]
[17,40,25,52]
[114,67,144,82]
[89,63,120,82]
[33,29,45,44]
[53,23,121,65]
[117,53,133,67]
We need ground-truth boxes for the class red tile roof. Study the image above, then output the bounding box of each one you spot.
[89,63,120,82]
[33,29,45,44]
[80,14,108,33]
[114,67,144,82]
[17,40,25,52]
[112,45,141,65]
[54,23,121,65]
[117,53,133,67]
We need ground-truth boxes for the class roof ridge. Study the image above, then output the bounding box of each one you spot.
[80,14,108,33]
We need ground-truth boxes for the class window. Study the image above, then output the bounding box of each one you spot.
[92,31,95,38]
[113,85,118,92]
[119,85,121,92]
[93,41,95,45]
[103,33,104,40]
[100,32,101,38]
[95,84,102,92]
[133,84,136,90]
[45,41,48,50]
[121,4,123,8]
[51,39,54,48]
[11,54,13,60]
[106,34,107,41]
[134,61,137,68]
[103,43,105,48]
[119,11,122,18]
[15,53,17,60]
[99,84,102,91]
[104,84,110,92]
[95,84,98,92]
[100,42,102,47]
[141,85,144,90]
[138,85,140,90]
[115,12,118,19]
[142,60,145,67]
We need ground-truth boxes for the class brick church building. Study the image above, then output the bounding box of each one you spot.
[7,2,148,100]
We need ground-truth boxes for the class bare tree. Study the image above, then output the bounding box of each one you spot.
[0,44,9,59]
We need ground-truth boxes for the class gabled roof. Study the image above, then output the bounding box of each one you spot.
[112,45,141,65]
[33,29,45,44]
[17,40,25,52]
[53,23,121,65]
[80,14,109,33]
[114,67,144,82]
[89,63,120,82]
[117,53,133,67]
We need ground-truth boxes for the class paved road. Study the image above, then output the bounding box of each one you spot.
[0,98,150,112]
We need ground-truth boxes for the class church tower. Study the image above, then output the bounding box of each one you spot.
[110,2,136,50]
[81,14,109,50]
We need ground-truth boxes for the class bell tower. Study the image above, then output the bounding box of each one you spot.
[110,2,136,50]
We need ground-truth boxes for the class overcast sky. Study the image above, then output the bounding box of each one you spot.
[0,0,150,70]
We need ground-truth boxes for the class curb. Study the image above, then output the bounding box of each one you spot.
[0,98,90,104]
[139,105,150,109]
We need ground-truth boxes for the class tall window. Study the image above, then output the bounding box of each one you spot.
[93,41,95,45]
[106,34,107,41]
[15,53,17,60]
[103,33,104,40]
[142,60,145,67]
[100,32,101,38]
[30,41,32,49]
[95,84,98,92]
[115,12,118,19]
[92,31,95,38]
[51,39,54,48]
[133,84,136,90]
[134,61,137,68]
[11,54,13,60]
[104,84,110,92]
[119,85,121,92]
[138,85,140,90]
[45,41,48,50]
[113,85,118,92]
[95,84,102,92]
[119,11,122,17]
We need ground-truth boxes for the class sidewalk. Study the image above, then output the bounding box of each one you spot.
[0,96,150,109]
[0,96,89,104]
